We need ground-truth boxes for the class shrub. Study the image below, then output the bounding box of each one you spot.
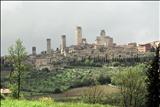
[102,93,122,106]
[54,88,62,94]
[81,85,104,104]
[39,97,54,105]
[9,84,19,99]
[112,64,147,107]
[41,68,50,72]
[98,74,111,85]
[0,93,5,100]
[111,62,120,67]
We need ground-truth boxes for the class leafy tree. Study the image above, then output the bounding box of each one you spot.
[146,44,160,107]
[150,46,156,52]
[112,64,147,107]
[82,85,104,104]
[84,59,90,65]
[98,74,111,85]
[8,39,27,99]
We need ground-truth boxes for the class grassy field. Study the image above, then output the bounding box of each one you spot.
[1,99,116,107]
[61,85,119,97]
[24,85,120,101]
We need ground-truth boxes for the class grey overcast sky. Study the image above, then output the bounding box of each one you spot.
[1,1,160,56]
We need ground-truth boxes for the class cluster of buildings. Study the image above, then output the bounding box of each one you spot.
[26,26,159,70]
[138,41,159,53]
[1,26,159,71]
[31,26,116,56]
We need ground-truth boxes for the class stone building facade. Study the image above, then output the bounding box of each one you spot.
[138,43,151,52]
[95,30,113,47]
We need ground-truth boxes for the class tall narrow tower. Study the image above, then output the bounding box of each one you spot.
[46,38,51,54]
[32,46,36,55]
[61,35,66,51]
[100,30,106,36]
[76,26,82,45]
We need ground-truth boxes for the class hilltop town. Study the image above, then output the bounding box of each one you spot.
[1,26,160,71]
[1,1,160,107]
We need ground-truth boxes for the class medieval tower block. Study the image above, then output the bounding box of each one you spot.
[76,26,82,45]
[32,46,36,55]
[61,35,66,53]
[46,38,51,54]
[100,30,106,36]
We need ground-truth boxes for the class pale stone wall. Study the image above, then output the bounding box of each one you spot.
[128,43,137,47]
[35,57,51,69]
[138,46,147,53]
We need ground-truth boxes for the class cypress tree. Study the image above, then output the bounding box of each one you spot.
[146,44,160,107]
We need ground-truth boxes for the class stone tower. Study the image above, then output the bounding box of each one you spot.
[32,46,36,55]
[46,38,51,54]
[100,30,106,36]
[61,35,66,52]
[76,26,82,45]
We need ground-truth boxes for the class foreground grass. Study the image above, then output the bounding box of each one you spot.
[1,99,115,107]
